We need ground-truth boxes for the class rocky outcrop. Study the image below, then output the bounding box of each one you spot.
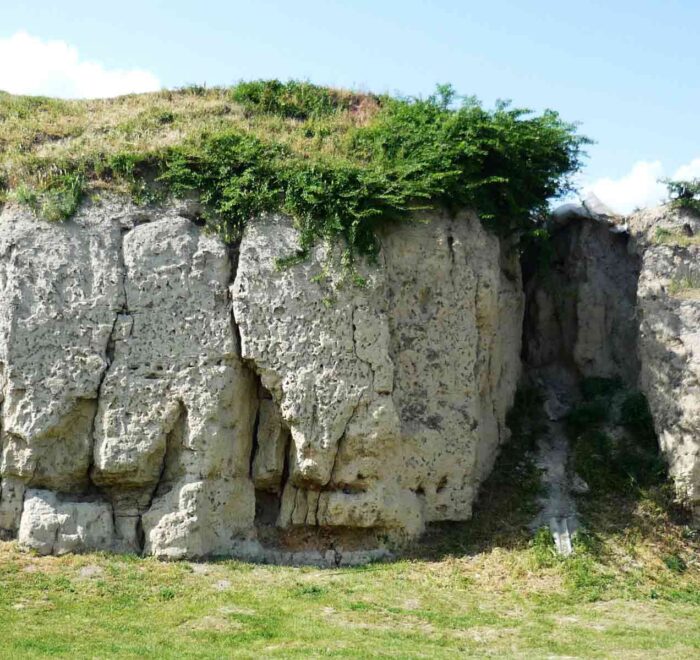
[0,200,523,561]
[523,210,640,386]
[18,489,114,555]
[232,212,523,544]
[629,208,700,518]
[524,203,700,522]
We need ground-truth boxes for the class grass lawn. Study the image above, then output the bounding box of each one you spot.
[0,522,698,659]
[1,440,699,658]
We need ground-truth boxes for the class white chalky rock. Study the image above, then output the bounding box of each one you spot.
[18,489,114,555]
[232,211,523,538]
[90,215,257,555]
[630,207,700,519]
[0,204,124,535]
[0,199,524,559]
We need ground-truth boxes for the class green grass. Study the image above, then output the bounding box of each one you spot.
[654,226,700,248]
[2,383,699,658]
[668,275,700,299]
[0,80,588,263]
[1,493,699,659]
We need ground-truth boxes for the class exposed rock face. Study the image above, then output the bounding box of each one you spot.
[232,212,523,543]
[18,489,114,555]
[0,200,523,560]
[523,212,640,386]
[629,208,700,518]
[524,205,700,522]
[0,207,124,535]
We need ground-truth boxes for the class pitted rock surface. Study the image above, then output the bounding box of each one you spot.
[233,211,524,537]
[1,199,522,560]
[630,208,700,518]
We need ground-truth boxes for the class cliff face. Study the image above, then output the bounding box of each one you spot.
[523,205,700,521]
[0,199,524,563]
[630,208,700,518]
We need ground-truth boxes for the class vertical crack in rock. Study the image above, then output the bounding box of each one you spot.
[227,245,244,357]
[87,226,133,492]
[249,400,261,480]
[147,401,187,509]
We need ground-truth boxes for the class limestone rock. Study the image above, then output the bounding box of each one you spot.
[523,214,640,386]
[18,489,114,555]
[629,207,700,518]
[252,398,290,492]
[233,211,523,538]
[0,204,124,535]
[0,199,523,560]
[89,215,257,555]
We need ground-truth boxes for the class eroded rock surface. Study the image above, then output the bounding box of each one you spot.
[524,204,700,524]
[0,205,124,535]
[523,212,640,386]
[18,489,113,555]
[630,208,700,518]
[1,200,523,560]
[233,212,524,541]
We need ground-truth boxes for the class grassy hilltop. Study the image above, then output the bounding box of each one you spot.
[0,80,586,259]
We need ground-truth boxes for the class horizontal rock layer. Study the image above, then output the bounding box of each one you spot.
[0,199,523,561]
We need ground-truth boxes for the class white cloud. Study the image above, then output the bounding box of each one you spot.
[585,157,700,214]
[585,161,666,214]
[673,158,700,181]
[0,31,160,99]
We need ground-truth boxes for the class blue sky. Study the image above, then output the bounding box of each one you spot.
[2,0,699,211]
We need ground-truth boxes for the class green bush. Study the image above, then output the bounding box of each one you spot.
[5,81,590,264]
[572,430,618,491]
[230,79,361,119]
[664,178,700,214]
[568,387,665,494]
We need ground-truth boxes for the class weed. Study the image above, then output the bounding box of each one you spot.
[292,584,328,597]
[230,79,365,120]
[663,553,687,574]
[654,226,700,247]
[531,526,558,567]
[668,274,700,296]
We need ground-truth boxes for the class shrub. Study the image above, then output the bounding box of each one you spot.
[230,79,362,120]
[3,81,590,264]
[664,178,700,214]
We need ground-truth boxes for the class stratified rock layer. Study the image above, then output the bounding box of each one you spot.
[0,200,524,561]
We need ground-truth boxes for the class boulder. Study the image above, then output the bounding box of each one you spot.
[18,489,114,555]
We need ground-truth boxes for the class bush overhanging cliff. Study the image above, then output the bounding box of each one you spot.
[0,80,588,258]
